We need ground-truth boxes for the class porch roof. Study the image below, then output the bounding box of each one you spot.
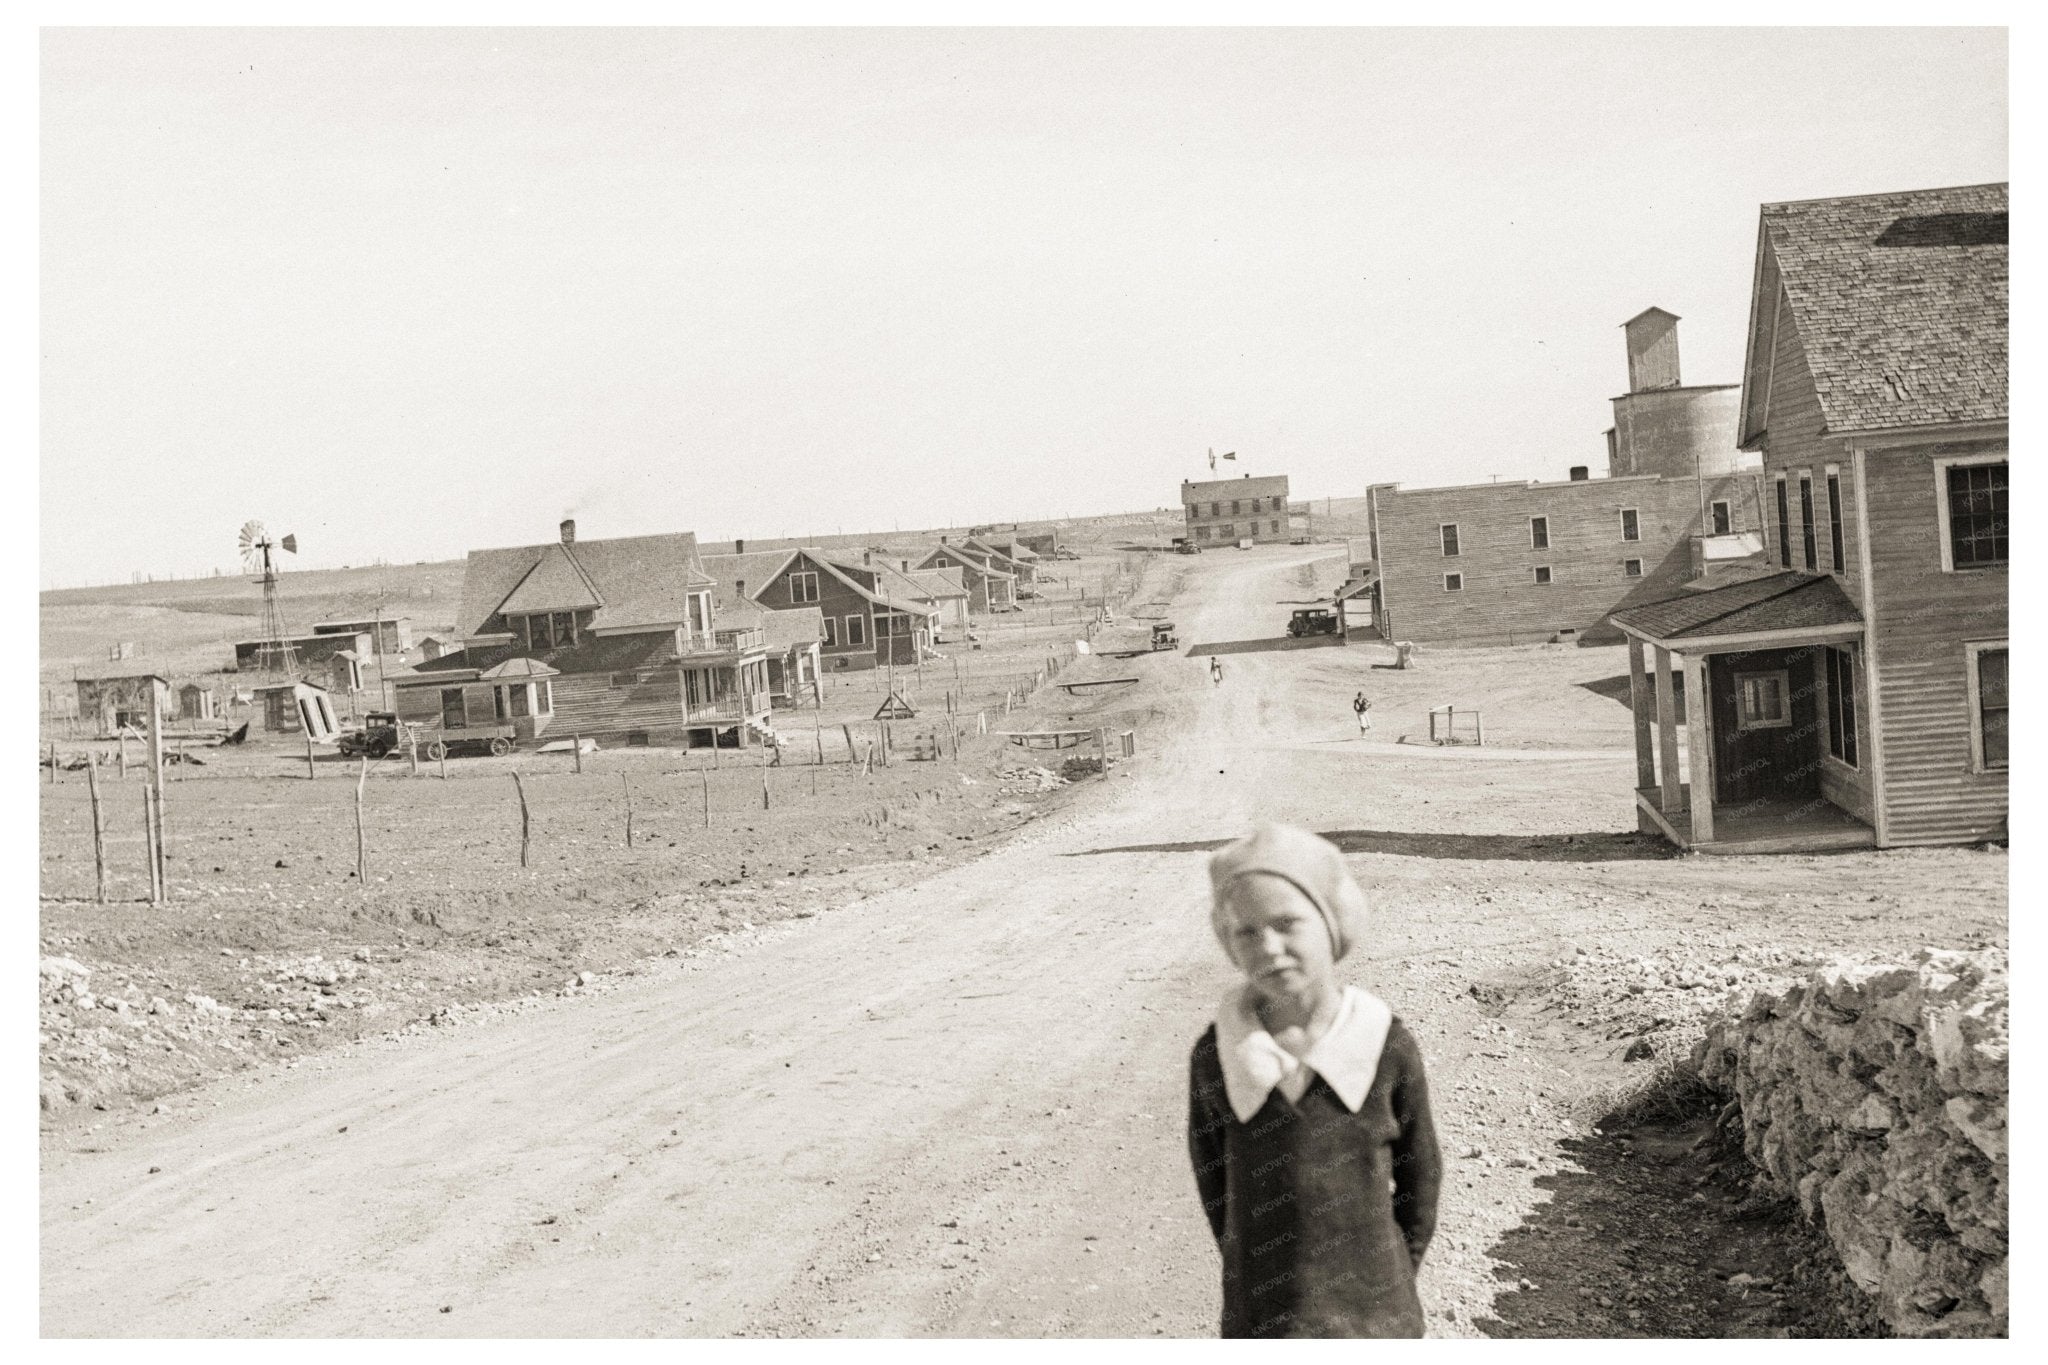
[1610,571,1862,645]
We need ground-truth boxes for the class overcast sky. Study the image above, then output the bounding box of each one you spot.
[40,26,2006,587]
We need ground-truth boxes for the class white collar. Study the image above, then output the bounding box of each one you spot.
[1213,983,1394,1123]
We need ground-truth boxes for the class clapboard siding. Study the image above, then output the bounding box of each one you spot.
[1862,441,2008,844]
[1372,474,1752,647]
[1758,294,1865,592]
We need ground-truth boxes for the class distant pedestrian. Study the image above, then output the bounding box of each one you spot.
[1210,657,1224,687]
[1351,691,1373,737]
[1189,823,1442,1338]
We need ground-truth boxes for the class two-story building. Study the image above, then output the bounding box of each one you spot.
[398,521,773,750]
[1180,473,1294,546]
[1363,309,1766,646]
[704,546,936,673]
[914,541,1018,615]
[1612,183,2006,852]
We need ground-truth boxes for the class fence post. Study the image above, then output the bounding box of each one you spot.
[305,736,316,780]
[573,733,584,774]
[409,735,419,776]
[622,772,634,848]
[841,724,855,764]
[148,693,169,901]
[142,785,161,904]
[512,773,531,868]
[438,744,447,780]
[761,738,771,810]
[354,757,369,885]
[86,760,107,903]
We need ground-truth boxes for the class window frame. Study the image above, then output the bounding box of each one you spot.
[1964,640,2009,773]
[788,570,820,604]
[1824,645,1859,769]
[1619,507,1640,543]
[820,616,838,648]
[1733,669,1793,731]
[843,612,867,648]
[440,687,466,730]
[1825,466,1846,572]
[1710,500,1732,536]
[1529,515,1549,550]
[1775,475,1791,568]
[1935,455,2009,573]
[1798,471,1818,572]
[1532,566,1552,585]
[1623,558,1643,578]
[1443,572,1464,592]
[1440,523,1461,557]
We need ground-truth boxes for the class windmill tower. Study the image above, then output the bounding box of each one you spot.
[239,520,299,679]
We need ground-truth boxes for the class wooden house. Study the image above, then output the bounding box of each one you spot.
[232,631,371,674]
[961,537,1041,596]
[253,680,341,742]
[311,617,412,658]
[396,521,774,750]
[703,546,937,673]
[914,542,1018,615]
[1181,473,1293,546]
[1612,183,2006,852]
[73,672,170,735]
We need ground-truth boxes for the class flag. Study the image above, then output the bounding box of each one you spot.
[1221,452,1236,462]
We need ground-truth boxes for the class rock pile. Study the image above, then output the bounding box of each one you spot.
[1694,949,2007,1338]
[996,763,1067,795]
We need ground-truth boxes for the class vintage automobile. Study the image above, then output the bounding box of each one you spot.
[1286,607,1341,638]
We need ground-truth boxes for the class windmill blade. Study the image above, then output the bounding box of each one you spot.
[280,534,297,555]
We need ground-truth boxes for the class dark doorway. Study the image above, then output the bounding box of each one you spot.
[1710,647,1820,804]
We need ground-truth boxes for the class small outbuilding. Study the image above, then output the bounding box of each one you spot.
[176,682,218,722]
[73,673,171,735]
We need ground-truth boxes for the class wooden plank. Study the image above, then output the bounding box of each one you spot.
[1682,652,1714,844]
[1627,635,1656,789]
[1653,645,1682,814]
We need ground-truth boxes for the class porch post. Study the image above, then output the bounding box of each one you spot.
[1682,650,1714,844]
[1652,645,1682,815]
[1626,635,1656,792]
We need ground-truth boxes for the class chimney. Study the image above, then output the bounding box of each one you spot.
[735,537,745,554]
[863,549,872,566]
[1623,308,1682,392]
[901,560,910,573]
[559,518,576,545]
[940,534,948,544]
[736,580,746,596]
[1569,466,1590,481]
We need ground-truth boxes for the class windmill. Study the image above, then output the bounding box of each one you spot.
[239,520,300,678]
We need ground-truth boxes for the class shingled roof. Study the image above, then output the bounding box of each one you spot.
[1742,183,2007,442]
[458,532,713,638]
[1610,571,1862,643]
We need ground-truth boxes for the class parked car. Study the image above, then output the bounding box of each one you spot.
[1287,607,1341,638]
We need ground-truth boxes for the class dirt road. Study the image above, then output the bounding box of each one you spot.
[41,544,2004,1337]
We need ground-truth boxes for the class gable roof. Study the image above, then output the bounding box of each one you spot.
[1609,571,1863,643]
[402,629,681,682]
[1740,183,2007,444]
[458,532,713,638]
[917,543,1016,581]
[698,549,807,607]
[815,552,937,616]
[904,566,968,599]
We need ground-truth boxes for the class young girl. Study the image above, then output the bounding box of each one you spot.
[1188,823,1442,1338]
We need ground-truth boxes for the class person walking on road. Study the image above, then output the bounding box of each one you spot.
[1210,656,1224,687]
[1188,823,1443,1337]
[1351,691,1373,738]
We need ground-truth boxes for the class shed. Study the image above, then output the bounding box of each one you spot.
[253,681,341,742]
[176,682,218,722]
[73,673,171,736]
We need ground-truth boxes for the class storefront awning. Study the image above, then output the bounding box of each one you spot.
[1611,571,1863,649]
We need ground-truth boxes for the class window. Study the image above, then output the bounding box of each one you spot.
[1824,647,1859,767]
[1440,524,1461,557]
[1530,516,1549,550]
[1269,519,1280,534]
[1710,501,1731,536]
[1194,526,1211,541]
[1826,470,1846,571]
[440,687,465,730]
[493,686,508,720]
[1230,499,1241,515]
[1966,643,2008,771]
[1443,573,1463,592]
[509,684,531,719]
[844,613,867,647]
[1799,473,1817,571]
[1775,476,1791,568]
[821,616,838,647]
[683,669,708,708]
[1210,502,1220,518]
[789,571,820,604]
[1620,508,1640,542]
[1219,525,1234,540]
[1623,558,1643,577]
[537,681,553,715]
[687,593,709,635]
[1735,670,1791,730]
[1943,460,2008,569]
[1533,566,1552,585]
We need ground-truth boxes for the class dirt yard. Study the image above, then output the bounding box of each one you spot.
[40,540,2006,1337]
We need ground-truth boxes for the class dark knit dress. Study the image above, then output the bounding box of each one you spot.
[1188,1017,1442,1338]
